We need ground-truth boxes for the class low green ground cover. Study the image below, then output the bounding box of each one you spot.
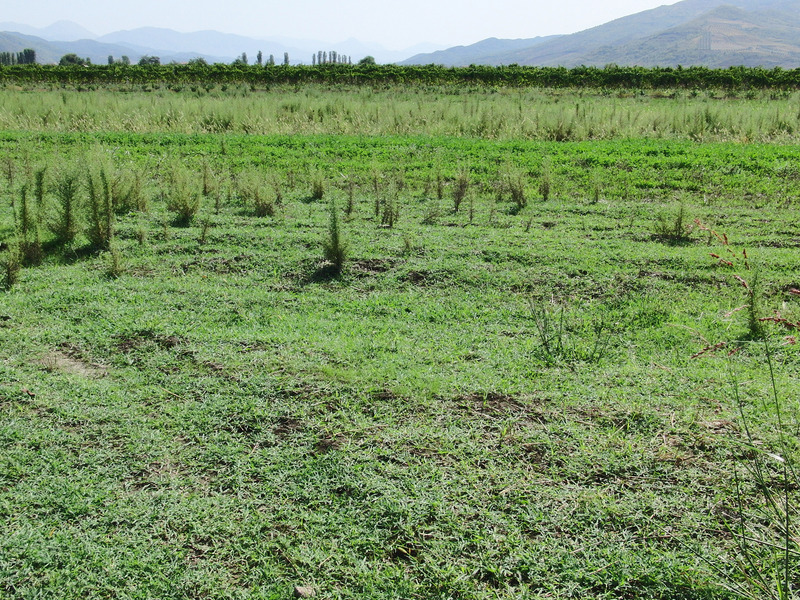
[1,91,799,599]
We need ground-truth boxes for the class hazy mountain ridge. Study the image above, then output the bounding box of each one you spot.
[0,20,96,42]
[0,21,442,65]
[0,31,163,65]
[585,3,800,67]
[403,0,800,67]
[400,36,561,66]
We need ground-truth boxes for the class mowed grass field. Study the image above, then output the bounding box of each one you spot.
[1,85,799,599]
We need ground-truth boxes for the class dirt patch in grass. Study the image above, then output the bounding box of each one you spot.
[273,416,303,437]
[115,330,188,353]
[403,270,435,285]
[314,433,345,454]
[452,392,550,423]
[41,344,107,378]
[125,456,191,492]
[370,388,402,401]
[353,258,395,274]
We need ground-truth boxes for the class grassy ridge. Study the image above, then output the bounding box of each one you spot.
[1,93,799,599]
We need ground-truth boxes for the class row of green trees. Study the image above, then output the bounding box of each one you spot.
[312,51,352,66]
[0,48,36,66]
[4,63,800,89]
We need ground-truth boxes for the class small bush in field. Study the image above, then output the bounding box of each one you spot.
[167,164,201,226]
[49,167,81,246]
[322,199,347,273]
[311,172,326,201]
[452,169,469,213]
[86,166,114,250]
[1,247,21,289]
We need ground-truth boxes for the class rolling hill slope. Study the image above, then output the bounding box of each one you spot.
[404,0,800,67]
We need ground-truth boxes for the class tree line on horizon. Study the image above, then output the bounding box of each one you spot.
[0,48,35,66]
[4,62,800,89]
[12,48,378,69]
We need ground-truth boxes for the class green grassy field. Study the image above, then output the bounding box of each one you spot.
[1,86,799,599]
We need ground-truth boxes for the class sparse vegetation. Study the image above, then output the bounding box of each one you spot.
[652,203,692,243]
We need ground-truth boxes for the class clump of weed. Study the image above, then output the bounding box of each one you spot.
[167,164,201,226]
[370,169,383,217]
[310,172,326,201]
[105,243,124,279]
[15,184,42,265]
[539,158,553,201]
[160,218,171,241]
[271,176,284,207]
[110,166,146,214]
[198,217,212,245]
[436,168,444,201]
[322,199,347,273]
[344,176,356,216]
[701,341,800,600]
[696,220,763,339]
[652,203,692,244]
[48,166,81,246]
[86,166,115,251]
[2,156,15,186]
[202,161,218,200]
[502,166,527,211]
[1,247,21,289]
[237,172,274,217]
[452,169,470,213]
[590,171,602,204]
[402,234,423,256]
[421,198,441,225]
[530,301,609,366]
[380,188,400,228]
[468,190,476,224]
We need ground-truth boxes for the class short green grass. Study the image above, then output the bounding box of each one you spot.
[1,88,799,599]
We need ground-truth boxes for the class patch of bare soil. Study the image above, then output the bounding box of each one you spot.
[273,416,303,437]
[353,258,395,274]
[41,344,107,378]
[403,269,436,285]
[115,331,187,353]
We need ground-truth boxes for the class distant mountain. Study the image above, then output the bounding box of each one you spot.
[495,0,800,66]
[97,27,307,63]
[0,21,433,65]
[0,31,158,65]
[400,36,561,66]
[97,28,439,65]
[402,0,800,67]
[0,20,96,41]
[0,31,223,64]
[579,3,800,67]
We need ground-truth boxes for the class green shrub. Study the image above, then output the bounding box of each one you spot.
[49,167,80,245]
[167,164,201,226]
[86,166,114,250]
[322,199,347,272]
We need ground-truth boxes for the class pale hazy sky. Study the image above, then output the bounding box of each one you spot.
[6,0,681,50]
